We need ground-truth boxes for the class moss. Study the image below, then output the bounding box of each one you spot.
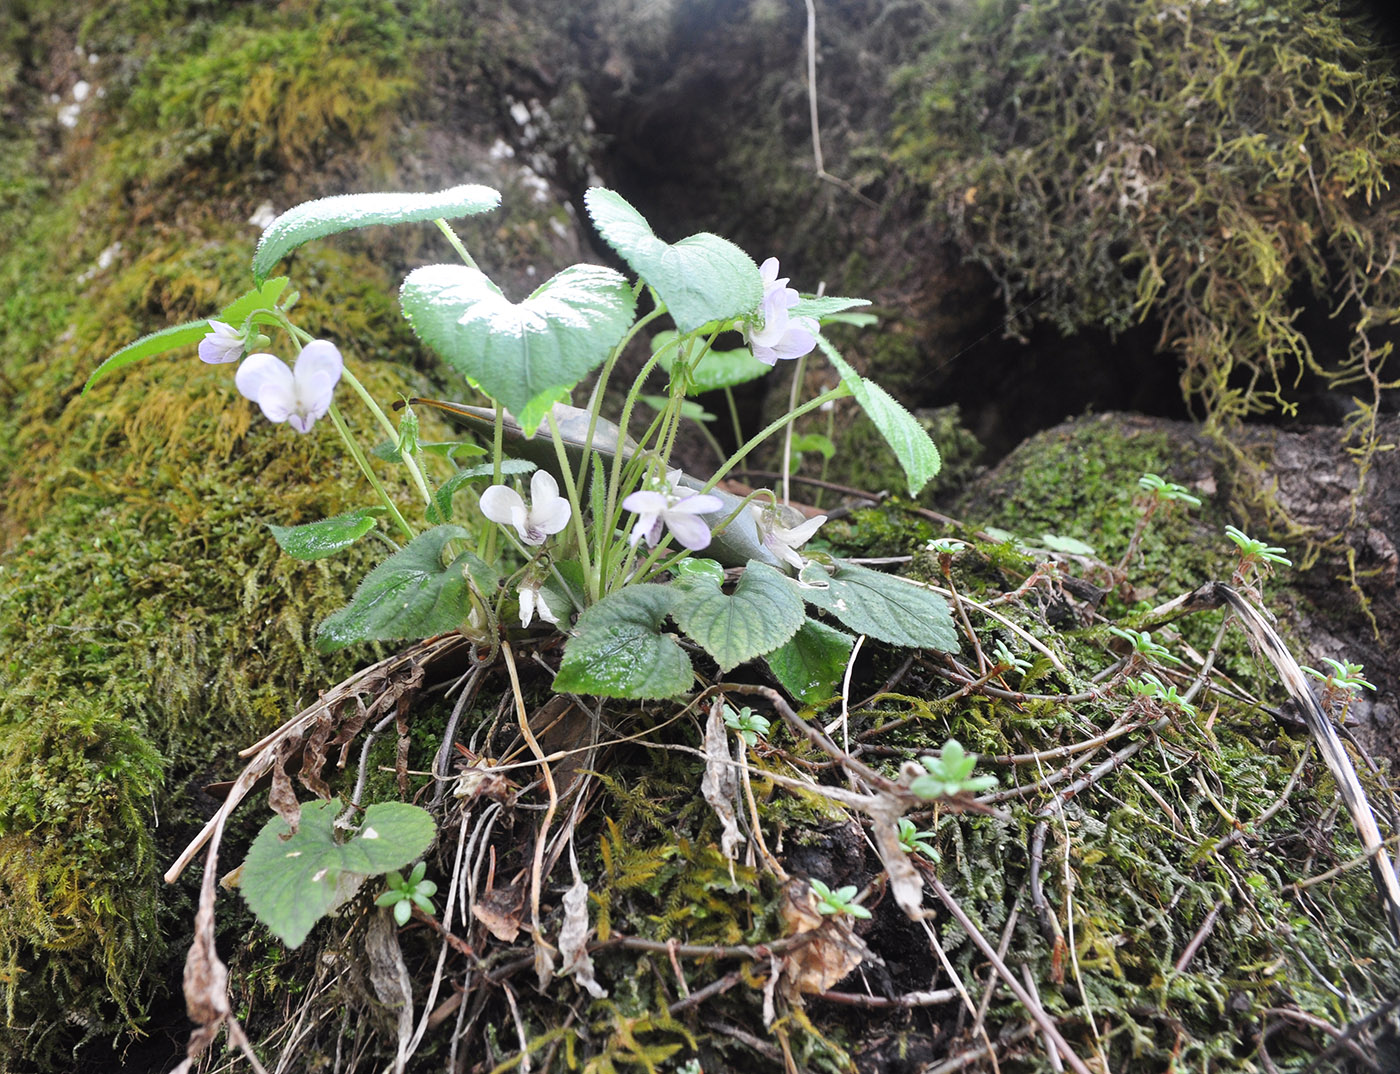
[891,0,1400,434]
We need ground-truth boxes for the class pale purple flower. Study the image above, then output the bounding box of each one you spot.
[746,257,819,367]
[480,470,571,546]
[199,320,245,364]
[518,581,559,628]
[623,471,724,552]
[749,503,827,570]
[234,340,343,433]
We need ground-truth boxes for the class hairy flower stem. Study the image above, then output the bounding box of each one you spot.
[338,366,433,510]
[433,218,479,271]
[545,410,597,602]
[326,402,414,540]
[702,385,849,494]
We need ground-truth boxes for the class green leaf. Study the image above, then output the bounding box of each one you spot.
[764,618,855,704]
[316,525,493,651]
[84,277,291,393]
[793,562,957,651]
[553,585,693,699]
[220,276,291,329]
[639,394,715,423]
[253,184,501,283]
[268,507,386,560]
[1038,533,1096,556]
[789,433,836,460]
[400,262,635,436]
[652,331,772,393]
[672,561,806,672]
[83,319,211,393]
[241,800,435,948]
[585,188,763,333]
[427,458,536,524]
[817,337,941,496]
[791,296,872,322]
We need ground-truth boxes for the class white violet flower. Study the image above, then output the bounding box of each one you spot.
[198,320,245,365]
[623,470,724,552]
[746,257,819,367]
[234,340,343,433]
[518,581,559,628]
[480,470,572,546]
[750,503,827,570]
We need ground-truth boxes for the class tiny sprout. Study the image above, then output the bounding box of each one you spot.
[1138,473,1202,506]
[1107,626,1183,666]
[1301,658,1376,693]
[1224,525,1292,567]
[991,640,1032,673]
[896,817,940,861]
[1122,673,1196,715]
[375,860,438,926]
[925,537,967,555]
[910,740,998,800]
[723,704,771,746]
[809,878,871,920]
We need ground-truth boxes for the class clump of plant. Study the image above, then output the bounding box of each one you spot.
[89,180,965,1069]
[893,0,1400,456]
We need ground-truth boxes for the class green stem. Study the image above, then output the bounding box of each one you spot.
[434,219,479,270]
[545,410,597,602]
[338,366,434,509]
[702,386,849,494]
[781,352,810,505]
[327,402,414,540]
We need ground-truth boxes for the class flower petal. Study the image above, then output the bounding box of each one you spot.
[198,320,244,364]
[779,514,827,547]
[235,353,296,423]
[622,490,669,514]
[664,511,713,551]
[480,485,528,533]
[669,493,724,516]
[519,588,536,627]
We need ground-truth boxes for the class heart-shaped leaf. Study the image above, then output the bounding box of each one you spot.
[792,562,957,651]
[585,188,762,333]
[651,330,772,393]
[765,618,855,704]
[673,561,805,672]
[818,337,941,496]
[400,263,635,435]
[316,524,495,651]
[253,184,501,283]
[553,585,693,699]
[268,507,386,560]
[241,800,435,948]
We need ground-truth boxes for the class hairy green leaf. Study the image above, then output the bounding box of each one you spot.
[793,562,957,651]
[673,561,805,672]
[268,507,386,560]
[241,800,435,948]
[765,618,855,704]
[253,184,500,283]
[553,585,692,698]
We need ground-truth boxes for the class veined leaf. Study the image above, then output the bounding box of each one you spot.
[553,585,693,699]
[585,188,762,333]
[240,800,435,948]
[400,262,634,436]
[268,507,386,560]
[818,337,941,496]
[427,458,537,524]
[791,296,872,322]
[672,560,805,672]
[253,184,501,283]
[793,561,957,651]
[316,524,494,651]
[765,617,855,705]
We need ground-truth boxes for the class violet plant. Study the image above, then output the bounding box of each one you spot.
[86,182,959,941]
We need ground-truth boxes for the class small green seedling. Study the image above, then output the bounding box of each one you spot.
[376,861,438,926]
[1301,657,1375,694]
[1138,472,1202,506]
[1225,525,1291,585]
[896,817,940,861]
[1107,626,1183,666]
[723,704,771,746]
[1122,673,1197,716]
[809,878,871,919]
[910,740,997,800]
[991,640,1032,674]
[925,537,967,555]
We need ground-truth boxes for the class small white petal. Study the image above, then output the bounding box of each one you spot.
[235,353,296,423]
[535,591,559,624]
[665,512,712,551]
[622,490,669,515]
[519,589,536,627]
[480,485,527,532]
[529,469,561,506]
[670,493,724,516]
